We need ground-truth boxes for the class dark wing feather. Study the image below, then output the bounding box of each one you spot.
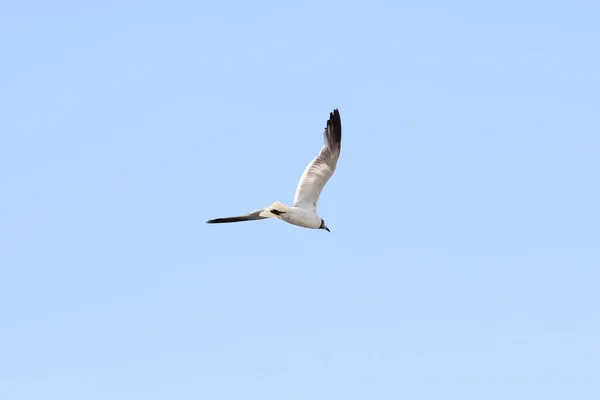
[206,209,267,224]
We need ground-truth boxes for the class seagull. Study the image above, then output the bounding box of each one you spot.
[207,109,342,232]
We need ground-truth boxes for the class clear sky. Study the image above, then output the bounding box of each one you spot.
[1,1,599,399]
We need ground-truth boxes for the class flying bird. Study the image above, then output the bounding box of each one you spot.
[207,109,342,232]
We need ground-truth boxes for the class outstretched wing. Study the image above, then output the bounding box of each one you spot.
[293,109,342,211]
[206,209,268,224]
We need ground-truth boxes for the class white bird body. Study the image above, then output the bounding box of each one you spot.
[207,109,342,233]
[264,201,322,229]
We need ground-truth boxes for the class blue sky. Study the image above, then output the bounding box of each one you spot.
[1,1,599,399]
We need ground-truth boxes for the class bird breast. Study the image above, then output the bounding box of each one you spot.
[280,207,321,229]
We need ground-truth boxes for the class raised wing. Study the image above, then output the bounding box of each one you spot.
[293,109,342,211]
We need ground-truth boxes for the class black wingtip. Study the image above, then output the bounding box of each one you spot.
[207,217,232,224]
[327,108,342,146]
[330,108,340,122]
[206,218,235,224]
[206,212,268,224]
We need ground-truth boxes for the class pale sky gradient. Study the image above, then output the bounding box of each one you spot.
[1,1,599,399]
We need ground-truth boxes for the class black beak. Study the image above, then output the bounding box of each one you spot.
[324,227,331,233]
